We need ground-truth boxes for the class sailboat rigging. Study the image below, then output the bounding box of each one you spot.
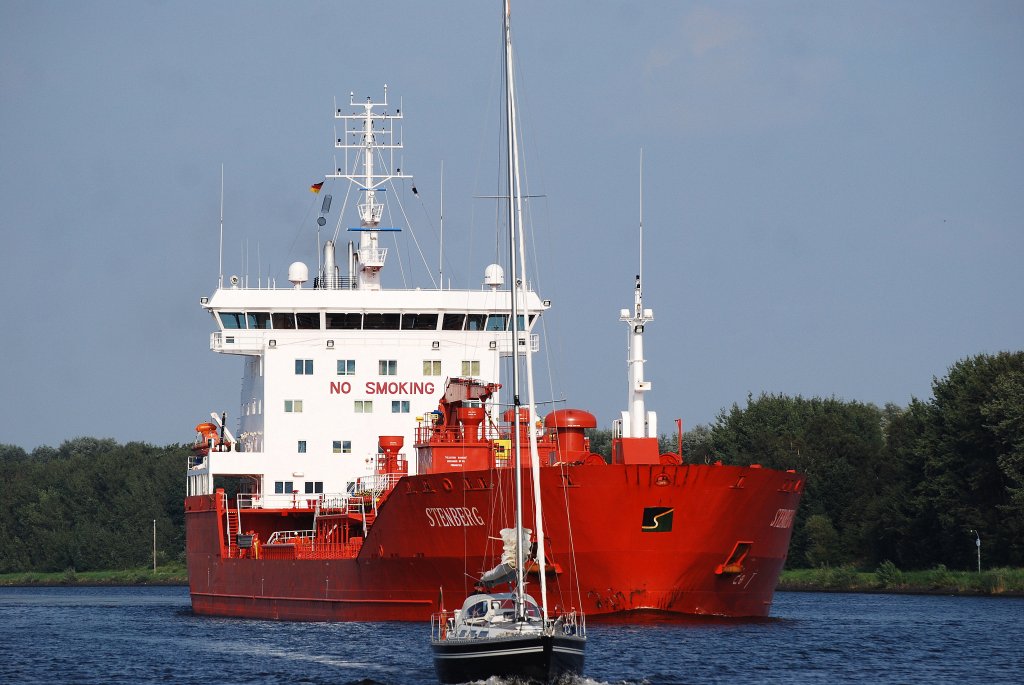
[429,2,587,682]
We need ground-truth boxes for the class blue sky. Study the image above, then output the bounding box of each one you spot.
[1,1,1021,449]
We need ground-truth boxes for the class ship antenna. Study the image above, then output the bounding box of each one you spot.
[639,148,643,297]
[218,164,224,288]
[620,148,655,438]
[439,160,444,289]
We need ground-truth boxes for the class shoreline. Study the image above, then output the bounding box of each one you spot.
[2,582,1018,599]
[3,566,1022,598]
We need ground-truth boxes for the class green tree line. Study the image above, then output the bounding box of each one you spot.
[1,351,1021,573]
[0,439,186,573]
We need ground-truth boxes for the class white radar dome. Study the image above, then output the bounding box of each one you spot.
[288,261,309,288]
[484,263,505,288]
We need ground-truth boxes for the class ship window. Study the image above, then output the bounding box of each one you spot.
[461,360,480,376]
[295,312,320,329]
[274,481,294,494]
[465,314,486,331]
[423,360,442,376]
[485,314,508,331]
[295,359,314,375]
[355,400,373,413]
[379,360,398,375]
[304,481,323,494]
[297,440,307,453]
[272,312,296,329]
[392,400,410,414]
[364,313,401,330]
[332,440,352,454]
[441,313,465,330]
[220,312,244,329]
[337,359,356,375]
[514,314,536,329]
[327,312,362,329]
[284,399,303,413]
[401,313,439,330]
[247,312,271,329]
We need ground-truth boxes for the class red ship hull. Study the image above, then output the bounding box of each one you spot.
[186,462,802,621]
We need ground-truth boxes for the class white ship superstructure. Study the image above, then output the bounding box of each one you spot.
[187,89,547,501]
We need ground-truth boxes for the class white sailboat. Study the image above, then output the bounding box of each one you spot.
[429,2,586,683]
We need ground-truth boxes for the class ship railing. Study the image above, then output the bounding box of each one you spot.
[430,610,458,641]
[358,246,388,267]
[414,424,506,445]
[358,472,404,494]
[266,529,315,545]
[237,492,349,511]
[210,330,268,353]
[495,333,540,355]
[261,530,363,560]
[556,609,586,637]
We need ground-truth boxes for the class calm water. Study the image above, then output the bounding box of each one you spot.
[0,586,1020,684]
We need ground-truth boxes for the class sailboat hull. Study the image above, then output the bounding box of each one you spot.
[185,461,802,621]
[432,633,585,684]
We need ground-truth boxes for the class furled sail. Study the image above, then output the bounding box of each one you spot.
[478,527,532,588]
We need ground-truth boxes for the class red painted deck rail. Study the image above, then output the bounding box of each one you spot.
[259,538,364,560]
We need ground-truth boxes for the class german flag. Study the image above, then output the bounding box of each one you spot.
[310,181,324,194]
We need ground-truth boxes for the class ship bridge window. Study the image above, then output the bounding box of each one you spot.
[485,314,509,331]
[220,312,244,329]
[465,314,487,331]
[272,313,296,329]
[327,312,362,329]
[274,481,294,494]
[442,313,465,330]
[402,313,439,330]
[364,313,401,330]
[247,312,271,329]
[304,481,323,494]
[514,314,537,329]
[296,312,320,329]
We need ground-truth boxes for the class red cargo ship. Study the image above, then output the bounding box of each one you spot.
[185,75,802,622]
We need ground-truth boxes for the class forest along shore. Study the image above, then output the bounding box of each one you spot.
[3,563,1022,597]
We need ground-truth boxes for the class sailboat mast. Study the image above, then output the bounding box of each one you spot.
[503,0,528,622]
[507,32,549,627]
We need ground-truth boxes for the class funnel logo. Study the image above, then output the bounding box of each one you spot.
[641,507,674,533]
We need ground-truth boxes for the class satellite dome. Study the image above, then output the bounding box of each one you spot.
[484,264,504,288]
[288,262,309,288]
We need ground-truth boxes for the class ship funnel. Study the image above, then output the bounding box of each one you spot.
[321,240,339,289]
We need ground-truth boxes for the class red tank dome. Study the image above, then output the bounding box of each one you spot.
[544,409,598,462]
[543,409,597,429]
